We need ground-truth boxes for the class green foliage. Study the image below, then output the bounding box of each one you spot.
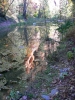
[57,20,74,33]
[65,26,75,40]
[67,51,74,60]
[9,90,16,98]
[33,12,38,17]
[8,90,20,100]
[57,43,66,51]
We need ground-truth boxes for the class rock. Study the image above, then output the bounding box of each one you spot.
[72,93,75,98]
[22,96,27,100]
[19,96,27,100]
[41,95,50,100]
[59,68,70,72]
[49,88,58,97]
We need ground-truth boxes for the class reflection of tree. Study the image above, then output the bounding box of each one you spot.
[23,0,27,19]
[25,28,40,73]
[38,0,50,18]
[24,27,28,46]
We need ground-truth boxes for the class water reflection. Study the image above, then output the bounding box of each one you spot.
[7,27,25,62]
[24,28,40,73]
[24,27,28,46]
[6,25,60,74]
[0,25,60,74]
[0,24,60,99]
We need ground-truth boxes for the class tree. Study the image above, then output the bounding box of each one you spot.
[71,0,75,21]
[0,0,15,20]
[23,0,27,19]
[67,0,75,21]
[0,0,8,19]
[38,0,50,18]
[59,0,68,20]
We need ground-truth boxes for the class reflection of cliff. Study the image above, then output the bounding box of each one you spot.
[7,27,25,62]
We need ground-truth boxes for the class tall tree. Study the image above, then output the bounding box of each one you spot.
[23,0,27,19]
[38,0,50,18]
[59,0,68,20]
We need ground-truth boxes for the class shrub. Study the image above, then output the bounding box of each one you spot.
[57,20,74,34]
[67,51,74,60]
[65,26,75,41]
[33,12,38,17]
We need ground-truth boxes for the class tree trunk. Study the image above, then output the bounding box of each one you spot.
[23,0,27,19]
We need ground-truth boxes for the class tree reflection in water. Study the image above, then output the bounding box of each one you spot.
[24,29,40,73]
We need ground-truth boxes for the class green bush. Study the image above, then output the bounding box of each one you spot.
[57,20,74,33]
[33,12,38,17]
[67,51,74,60]
[65,26,75,40]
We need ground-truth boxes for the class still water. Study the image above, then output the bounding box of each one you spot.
[0,24,60,99]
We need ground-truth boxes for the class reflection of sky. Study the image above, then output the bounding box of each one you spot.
[32,0,60,11]
[48,0,60,11]
[49,26,60,42]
